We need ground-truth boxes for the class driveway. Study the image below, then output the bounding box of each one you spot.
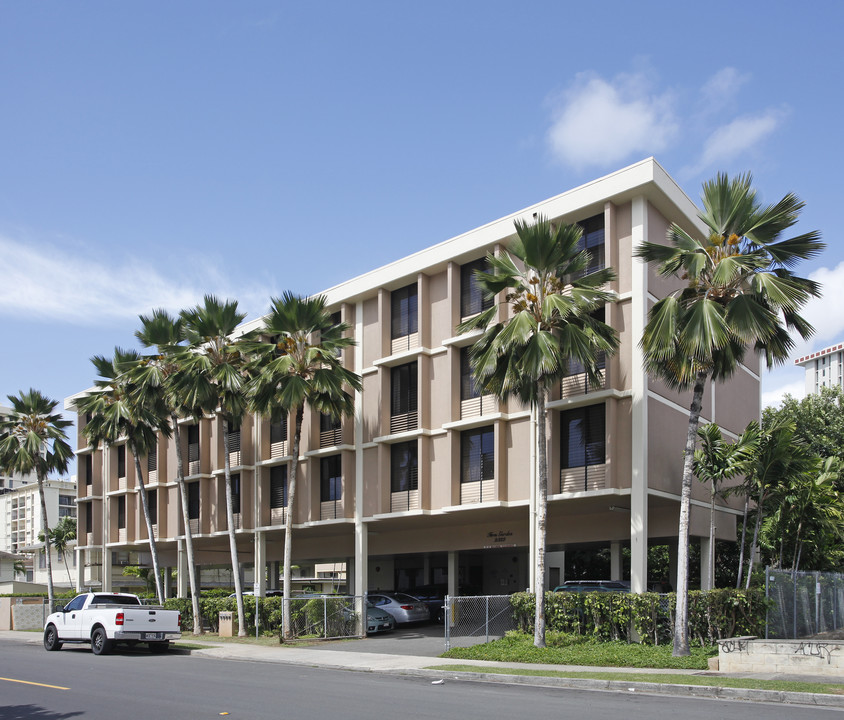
[316,621,496,656]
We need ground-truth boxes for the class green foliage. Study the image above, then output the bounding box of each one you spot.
[442,631,716,669]
[510,589,767,646]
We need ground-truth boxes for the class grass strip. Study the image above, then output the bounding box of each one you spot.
[441,633,715,669]
[425,664,844,695]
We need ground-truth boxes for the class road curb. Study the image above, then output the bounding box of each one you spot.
[411,668,844,708]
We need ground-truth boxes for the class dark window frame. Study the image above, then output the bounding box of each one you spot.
[320,455,342,502]
[391,441,418,493]
[461,426,495,484]
[460,257,493,318]
[560,404,606,469]
[391,283,418,339]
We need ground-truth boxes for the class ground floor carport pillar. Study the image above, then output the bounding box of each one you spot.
[610,541,622,581]
[177,538,188,598]
[254,531,266,595]
[447,551,458,598]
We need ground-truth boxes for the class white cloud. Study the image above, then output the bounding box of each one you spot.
[699,67,750,111]
[686,109,784,175]
[0,234,276,326]
[546,72,678,169]
[761,374,805,408]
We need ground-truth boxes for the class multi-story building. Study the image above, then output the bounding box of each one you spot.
[66,158,759,598]
[0,477,78,588]
[794,342,844,395]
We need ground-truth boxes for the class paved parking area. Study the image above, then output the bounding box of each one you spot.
[316,622,498,656]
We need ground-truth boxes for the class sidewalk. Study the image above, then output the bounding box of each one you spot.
[4,630,843,709]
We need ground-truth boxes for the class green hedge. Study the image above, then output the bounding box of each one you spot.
[510,588,767,646]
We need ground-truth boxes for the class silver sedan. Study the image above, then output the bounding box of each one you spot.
[366,592,430,624]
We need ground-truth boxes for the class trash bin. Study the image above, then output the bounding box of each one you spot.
[219,611,237,637]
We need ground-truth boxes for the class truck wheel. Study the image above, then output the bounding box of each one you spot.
[43,624,63,652]
[148,641,170,654]
[91,627,112,656]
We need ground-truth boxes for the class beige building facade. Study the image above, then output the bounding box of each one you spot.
[67,158,760,598]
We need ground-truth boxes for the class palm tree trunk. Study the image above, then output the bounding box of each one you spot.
[534,379,548,649]
[708,483,716,589]
[673,369,707,657]
[736,494,749,589]
[63,552,73,588]
[282,405,304,641]
[746,491,765,590]
[38,470,55,605]
[172,417,202,634]
[130,440,164,604]
[223,419,246,636]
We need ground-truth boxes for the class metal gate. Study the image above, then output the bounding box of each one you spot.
[766,568,844,638]
[443,595,517,651]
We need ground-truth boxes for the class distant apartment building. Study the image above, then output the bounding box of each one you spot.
[794,342,844,395]
[66,158,760,598]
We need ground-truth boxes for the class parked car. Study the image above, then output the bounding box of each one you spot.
[342,602,396,634]
[553,580,629,593]
[405,584,447,622]
[228,590,283,597]
[366,592,430,624]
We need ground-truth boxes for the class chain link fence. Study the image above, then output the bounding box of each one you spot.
[443,595,518,651]
[280,595,363,640]
[766,568,844,639]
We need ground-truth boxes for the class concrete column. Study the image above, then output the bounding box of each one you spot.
[700,536,714,591]
[629,195,649,594]
[177,539,188,598]
[610,541,622,581]
[423,554,431,585]
[254,531,266,595]
[75,549,84,592]
[447,551,458,598]
[353,299,368,633]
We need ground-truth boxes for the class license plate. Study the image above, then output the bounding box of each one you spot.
[142,632,164,640]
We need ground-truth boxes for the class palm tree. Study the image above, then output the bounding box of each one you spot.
[39,516,77,588]
[246,292,361,640]
[78,349,169,604]
[178,295,252,636]
[0,390,73,604]
[133,309,203,634]
[457,216,618,648]
[635,172,823,655]
[692,422,758,588]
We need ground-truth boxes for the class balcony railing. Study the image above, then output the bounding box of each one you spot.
[561,366,606,398]
[391,489,420,512]
[118,476,128,491]
[391,332,419,355]
[320,427,342,448]
[320,499,343,520]
[560,464,606,493]
[460,479,494,505]
[118,528,127,543]
[189,518,199,535]
[270,440,289,459]
[390,411,417,434]
[270,506,286,525]
[460,395,497,419]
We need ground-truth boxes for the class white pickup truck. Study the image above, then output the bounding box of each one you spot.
[43,592,181,655]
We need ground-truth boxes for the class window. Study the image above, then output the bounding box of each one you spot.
[85,502,93,535]
[391,362,418,416]
[230,473,241,514]
[188,482,200,520]
[85,454,93,486]
[561,404,605,469]
[147,441,157,472]
[391,441,418,493]
[226,420,241,454]
[117,445,126,478]
[460,348,480,401]
[320,412,342,447]
[461,426,494,484]
[147,489,157,525]
[391,283,418,340]
[117,496,126,529]
[270,417,287,444]
[59,495,76,519]
[187,424,200,462]
[270,465,287,509]
[320,456,342,502]
[461,257,493,318]
[574,213,605,276]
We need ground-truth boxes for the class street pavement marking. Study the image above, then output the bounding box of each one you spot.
[0,677,70,690]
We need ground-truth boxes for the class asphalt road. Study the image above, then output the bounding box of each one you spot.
[1,639,840,720]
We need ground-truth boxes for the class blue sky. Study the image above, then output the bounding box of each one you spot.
[2,1,843,470]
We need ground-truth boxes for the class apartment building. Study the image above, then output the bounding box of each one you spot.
[67,158,760,598]
[794,342,844,395]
